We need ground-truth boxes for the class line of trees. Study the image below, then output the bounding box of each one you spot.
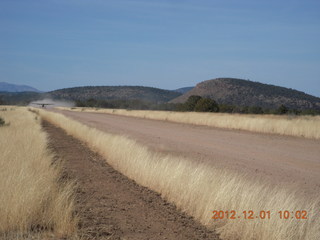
[75,96,320,115]
[175,95,219,112]
[180,96,320,115]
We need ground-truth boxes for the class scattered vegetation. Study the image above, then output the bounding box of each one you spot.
[74,95,320,116]
[0,107,77,239]
[39,109,320,240]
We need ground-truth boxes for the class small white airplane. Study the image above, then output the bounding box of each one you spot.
[31,103,54,108]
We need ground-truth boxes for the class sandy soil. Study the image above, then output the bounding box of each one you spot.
[54,109,320,196]
[42,121,219,240]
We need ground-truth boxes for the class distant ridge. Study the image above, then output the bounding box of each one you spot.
[171,78,320,110]
[173,87,194,94]
[1,79,319,111]
[0,82,41,92]
[50,86,181,103]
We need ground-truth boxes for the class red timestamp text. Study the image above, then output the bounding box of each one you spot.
[212,210,308,220]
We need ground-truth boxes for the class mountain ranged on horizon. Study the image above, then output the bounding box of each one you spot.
[1,79,320,111]
[0,82,41,93]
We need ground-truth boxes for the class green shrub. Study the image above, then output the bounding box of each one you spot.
[0,117,5,126]
[300,109,320,115]
[194,98,219,112]
[183,95,202,111]
[248,106,264,114]
[219,104,235,113]
[276,105,289,115]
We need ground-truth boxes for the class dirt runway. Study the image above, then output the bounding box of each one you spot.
[54,109,320,195]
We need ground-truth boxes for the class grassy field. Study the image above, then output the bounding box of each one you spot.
[40,109,320,240]
[60,107,320,140]
[0,107,77,239]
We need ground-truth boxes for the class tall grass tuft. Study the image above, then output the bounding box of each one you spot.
[40,109,320,240]
[0,107,77,238]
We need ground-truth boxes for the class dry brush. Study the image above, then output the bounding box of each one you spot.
[0,107,77,239]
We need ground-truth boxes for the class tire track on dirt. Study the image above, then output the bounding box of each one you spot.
[42,120,219,240]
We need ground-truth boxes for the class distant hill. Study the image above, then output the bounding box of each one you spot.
[49,86,181,103]
[0,92,42,105]
[173,87,194,94]
[2,80,319,111]
[0,82,41,92]
[171,78,320,110]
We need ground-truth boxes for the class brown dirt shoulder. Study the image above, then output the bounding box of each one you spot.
[42,120,219,240]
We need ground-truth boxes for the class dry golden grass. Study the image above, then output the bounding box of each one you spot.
[40,109,320,240]
[0,107,77,239]
[61,107,320,139]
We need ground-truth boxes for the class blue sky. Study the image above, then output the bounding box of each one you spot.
[0,0,319,96]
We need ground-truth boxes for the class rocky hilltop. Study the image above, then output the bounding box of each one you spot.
[171,78,320,110]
